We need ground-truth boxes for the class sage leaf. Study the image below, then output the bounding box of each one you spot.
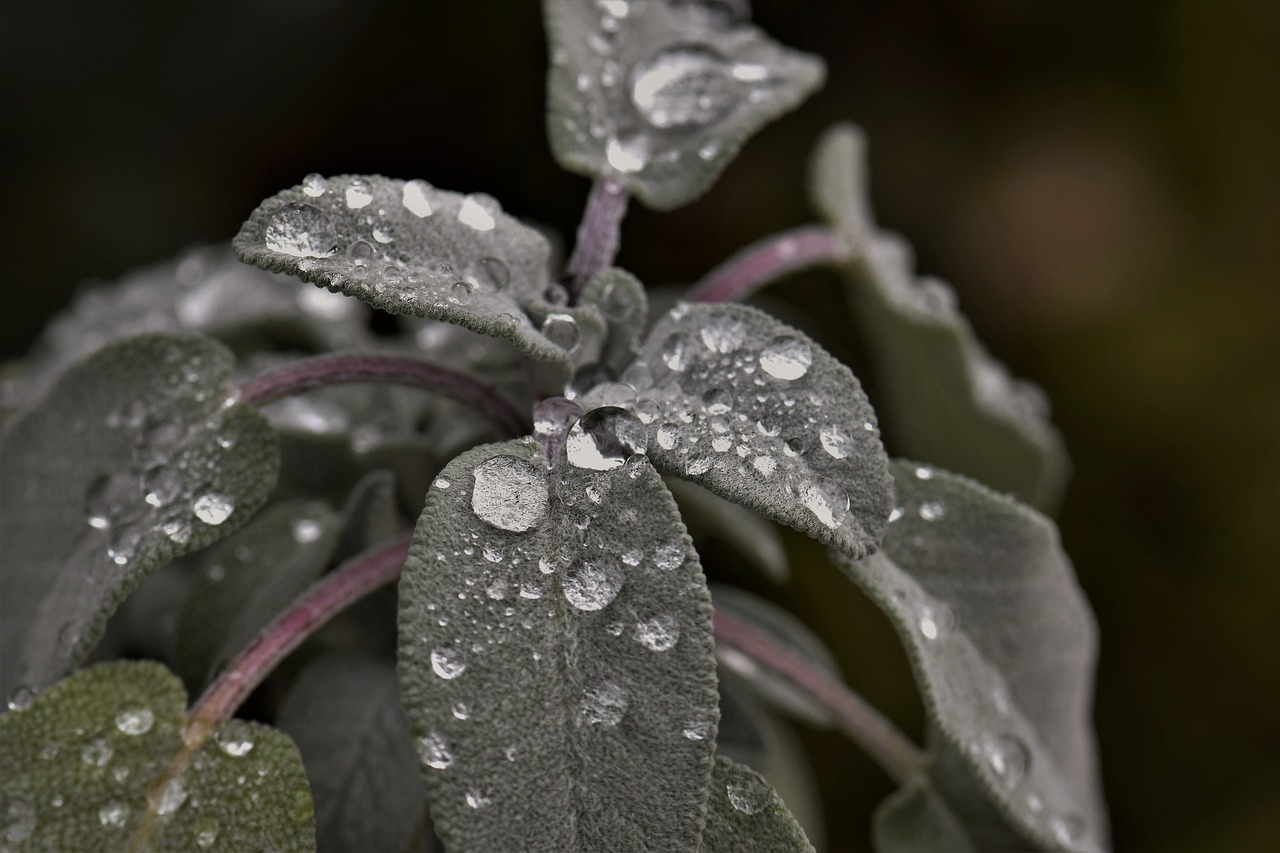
[0,334,279,702]
[579,267,650,375]
[544,0,825,210]
[581,302,893,559]
[277,655,426,853]
[873,778,977,853]
[810,124,1068,509]
[397,439,719,851]
[700,756,814,852]
[833,461,1106,851]
[174,500,341,692]
[235,174,605,370]
[0,661,313,851]
[668,479,789,583]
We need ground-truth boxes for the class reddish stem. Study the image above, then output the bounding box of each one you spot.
[185,534,412,744]
[566,175,630,302]
[687,225,851,304]
[712,607,926,786]
[239,352,529,438]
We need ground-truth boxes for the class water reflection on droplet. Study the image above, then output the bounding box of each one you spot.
[759,336,812,380]
[471,455,547,532]
[264,203,338,258]
[565,407,648,471]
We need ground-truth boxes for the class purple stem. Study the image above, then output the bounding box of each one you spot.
[687,224,851,304]
[712,608,927,786]
[239,352,530,438]
[565,175,630,302]
[184,534,412,744]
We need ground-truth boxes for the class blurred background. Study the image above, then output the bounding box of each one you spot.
[2,0,1276,850]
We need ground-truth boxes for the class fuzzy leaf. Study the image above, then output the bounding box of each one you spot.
[700,756,814,852]
[234,174,605,371]
[174,500,341,692]
[833,461,1106,851]
[668,479,789,583]
[0,334,278,702]
[580,302,893,559]
[544,0,825,210]
[873,779,977,853]
[277,655,426,853]
[397,439,719,851]
[580,267,650,375]
[810,124,1068,509]
[0,661,313,850]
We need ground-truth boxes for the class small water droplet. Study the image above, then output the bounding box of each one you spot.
[291,518,323,543]
[541,313,581,352]
[819,424,853,459]
[85,472,135,530]
[621,549,643,566]
[417,732,453,769]
[914,466,934,480]
[449,280,474,305]
[634,614,679,651]
[193,816,219,848]
[430,649,467,680]
[683,716,712,741]
[1049,812,1086,845]
[630,46,738,129]
[215,729,255,758]
[702,387,733,415]
[452,702,471,720]
[565,407,648,471]
[578,680,629,727]
[150,776,187,816]
[919,501,946,522]
[301,173,326,197]
[726,776,768,815]
[465,789,493,809]
[661,332,694,371]
[605,134,649,173]
[161,519,192,545]
[793,476,848,529]
[457,195,497,231]
[80,737,113,767]
[983,732,1031,789]
[6,685,36,712]
[115,706,155,736]
[142,465,182,508]
[599,279,634,321]
[471,455,547,532]
[264,202,338,258]
[563,560,624,611]
[99,801,129,829]
[653,541,684,571]
[478,256,510,290]
[656,423,680,450]
[759,336,813,380]
[193,493,234,525]
[107,524,143,565]
[700,320,745,354]
[345,179,373,209]
[402,179,434,217]
[917,603,953,641]
[372,224,395,244]
[686,455,713,475]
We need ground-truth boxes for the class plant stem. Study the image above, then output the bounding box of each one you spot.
[712,607,928,786]
[239,352,530,437]
[184,533,412,746]
[687,225,851,304]
[565,175,629,302]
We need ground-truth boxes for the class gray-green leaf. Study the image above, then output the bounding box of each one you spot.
[0,660,313,851]
[277,655,426,853]
[0,334,279,702]
[810,124,1068,509]
[833,461,1106,851]
[579,267,650,376]
[397,439,719,851]
[581,302,893,559]
[544,0,825,210]
[234,174,604,370]
[700,755,814,852]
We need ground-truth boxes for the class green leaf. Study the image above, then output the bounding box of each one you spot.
[873,779,977,853]
[710,585,841,727]
[810,124,1068,509]
[668,479,789,583]
[0,661,313,851]
[544,0,825,210]
[700,756,814,852]
[832,461,1106,851]
[0,333,279,702]
[581,302,893,559]
[277,655,426,853]
[234,174,605,372]
[174,500,341,692]
[397,439,719,851]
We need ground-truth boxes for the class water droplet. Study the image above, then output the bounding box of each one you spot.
[291,518,323,543]
[917,603,953,641]
[983,733,1031,789]
[519,582,545,600]
[402,179,434,217]
[264,202,338,258]
[605,134,649,173]
[888,506,905,523]
[653,541,684,571]
[635,614,679,651]
[599,279,634,321]
[1026,793,1044,814]
[81,738,113,766]
[793,476,848,529]
[698,142,720,160]
[85,472,135,530]
[759,336,812,380]
[656,423,680,450]
[345,179,373,209]
[372,224,395,244]
[686,455,713,475]
[919,501,946,521]
[700,320,746,354]
[752,455,777,476]
[98,801,129,829]
[541,313,580,352]
[193,493,234,525]
[431,649,467,679]
[1049,812,1086,845]
[151,775,187,815]
[417,732,453,769]
[726,776,768,814]
[449,280,474,305]
[6,685,35,712]
[107,524,143,565]
[683,716,712,740]
[193,817,219,848]
[465,789,493,809]
[661,332,694,371]
[483,545,504,563]
[563,560,624,611]
[301,173,326,197]
[565,407,648,471]
[347,238,376,270]
[452,702,471,720]
[621,549,643,566]
[914,465,934,480]
[457,195,497,231]
[115,706,155,736]
[142,465,182,507]
[471,455,547,532]
[478,256,510,290]
[630,46,737,129]
[578,680,629,727]
[819,424,853,458]
[216,730,255,758]
[702,387,733,415]
[161,519,192,545]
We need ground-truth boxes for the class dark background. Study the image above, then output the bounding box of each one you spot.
[2,1,1277,850]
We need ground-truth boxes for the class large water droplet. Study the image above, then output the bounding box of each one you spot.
[563,560,624,611]
[417,732,454,769]
[430,649,467,679]
[264,203,338,258]
[115,706,155,736]
[578,680,629,727]
[541,313,581,352]
[630,46,738,129]
[193,493,234,525]
[759,336,812,380]
[565,407,648,471]
[635,614,679,651]
[402,179,434,217]
[793,476,848,530]
[726,776,768,814]
[471,455,547,532]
